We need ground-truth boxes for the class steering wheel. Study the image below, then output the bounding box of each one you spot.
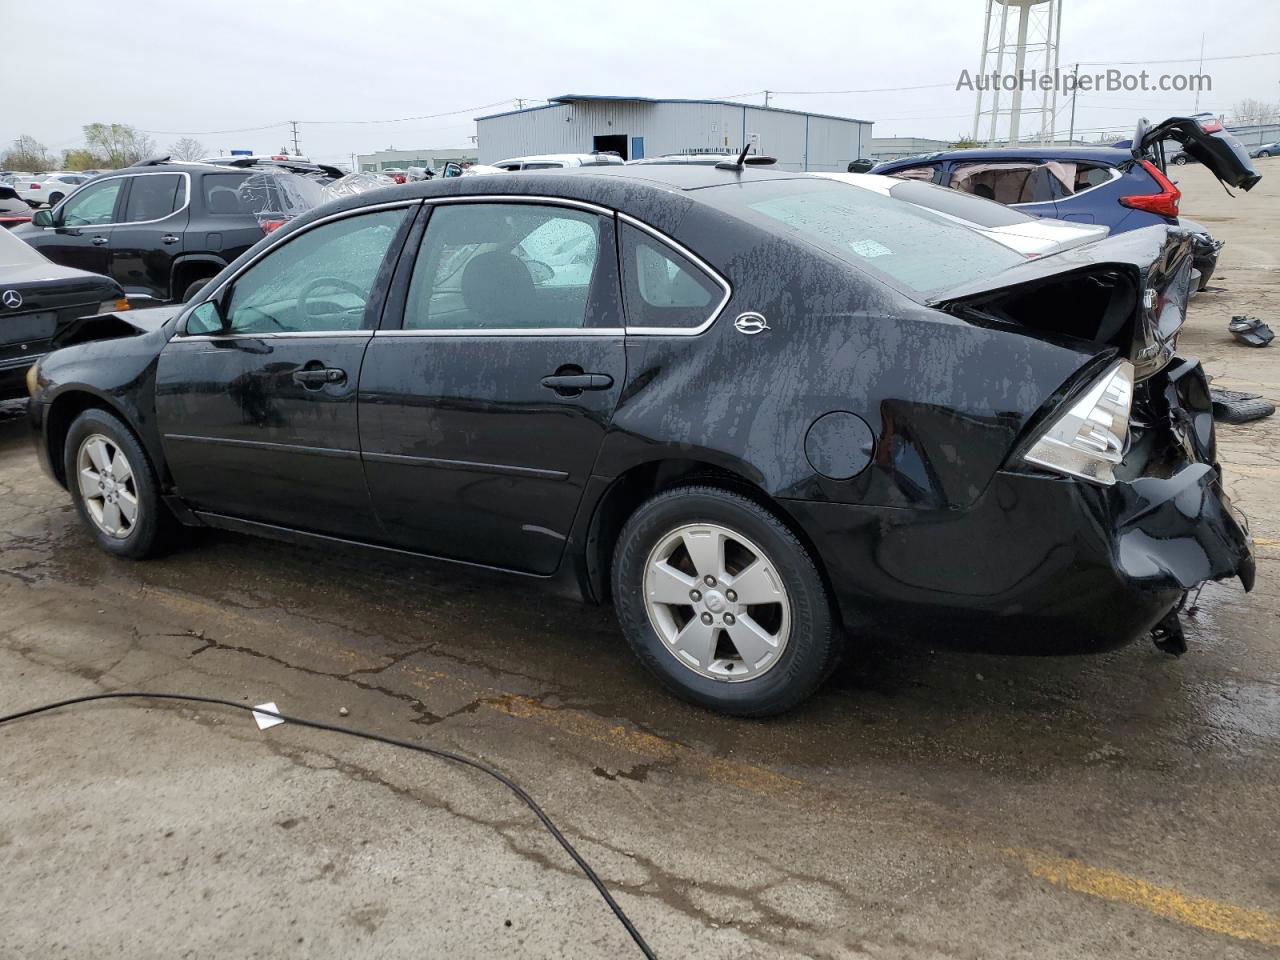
[296,277,368,325]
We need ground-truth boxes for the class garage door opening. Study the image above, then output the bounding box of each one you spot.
[593,135,628,160]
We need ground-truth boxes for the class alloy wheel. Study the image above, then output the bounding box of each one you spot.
[642,522,791,681]
[76,433,139,539]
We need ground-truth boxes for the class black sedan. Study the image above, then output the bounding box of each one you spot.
[1,228,125,400]
[24,165,1254,715]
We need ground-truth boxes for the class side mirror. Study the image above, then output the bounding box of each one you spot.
[441,162,463,179]
[31,209,54,227]
[184,300,226,336]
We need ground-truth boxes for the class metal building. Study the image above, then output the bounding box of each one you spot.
[475,95,873,172]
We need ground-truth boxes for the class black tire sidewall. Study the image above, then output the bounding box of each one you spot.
[63,408,168,559]
[612,486,837,717]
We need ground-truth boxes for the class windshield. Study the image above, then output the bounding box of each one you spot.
[717,179,1028,298]
[0,228,48,268]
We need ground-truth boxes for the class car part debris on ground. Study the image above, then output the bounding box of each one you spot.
[1210,387,1276,424]
[1228,315,1274,348]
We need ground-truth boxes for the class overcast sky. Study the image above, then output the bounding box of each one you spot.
[3,0,1277,164]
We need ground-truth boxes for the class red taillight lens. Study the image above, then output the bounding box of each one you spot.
[1197,118,1223,134]
[29,183,40,189]
[1119,159,1181,218]
[260,219,288,234]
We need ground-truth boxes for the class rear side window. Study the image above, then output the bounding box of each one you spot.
[619,223,723,330]
[890,164,939,183]
[404,203,605,330]
[123,174,185,223]
[202,173,251,215]
[949,161,1071,203]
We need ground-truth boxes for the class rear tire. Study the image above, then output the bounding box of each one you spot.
[47,192,64,206]
[1173,155,1188,165]
[612,485,839,717]
[64,408,176,560]
[180,278,214,303]
[1258,151,1271,158]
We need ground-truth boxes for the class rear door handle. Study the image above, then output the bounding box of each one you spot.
[91,236,108,246]
[161,235,180,244]
[540,371,614,394]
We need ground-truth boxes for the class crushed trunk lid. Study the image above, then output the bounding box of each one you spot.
[930,224,1193,380]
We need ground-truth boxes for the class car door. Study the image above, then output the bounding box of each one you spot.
[154,203,415,538]
[30,176,125,274]
[358,199,626,575]
[108,172,191,302]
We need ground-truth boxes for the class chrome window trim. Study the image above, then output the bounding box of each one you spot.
[175,330,374,343]
[49,171,192,228]
[617,212,732,336]
[419,194,612,217]
[1064,165,1122,199]
[175,199,421,337]
[374,328,624,338]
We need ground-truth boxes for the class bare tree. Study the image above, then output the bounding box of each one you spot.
[82,123,158,168]
[1,134,53,172]
[1231,99,1280,125]
[169,137,206,161]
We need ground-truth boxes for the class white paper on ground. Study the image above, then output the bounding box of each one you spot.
[252,701,285,730]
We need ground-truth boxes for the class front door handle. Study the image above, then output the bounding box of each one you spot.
[161,235,180,244]
[91,236,108,246]
[292,366,347,388]
[540,372,613,394]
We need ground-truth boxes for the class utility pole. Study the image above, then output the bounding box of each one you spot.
[1068,63,1079,142]
[289,120,301,155]
[1193,33,1205,113]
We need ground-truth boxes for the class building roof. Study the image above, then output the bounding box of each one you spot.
[476,94,871,126]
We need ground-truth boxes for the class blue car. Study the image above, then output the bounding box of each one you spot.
[872,116,1260,289]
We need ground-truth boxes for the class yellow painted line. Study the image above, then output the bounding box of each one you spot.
[1007,848,1280,947]
[487,693,804,796]
[1252,537,1279,547]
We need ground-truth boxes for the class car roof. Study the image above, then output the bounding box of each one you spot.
[495,154,623,165]
[876,145,1132,167]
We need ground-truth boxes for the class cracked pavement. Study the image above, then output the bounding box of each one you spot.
[1,162,1278,958]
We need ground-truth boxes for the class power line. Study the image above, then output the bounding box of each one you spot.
[300,99,528,125]
[1073,49,1280,67]
[138,121,290,136]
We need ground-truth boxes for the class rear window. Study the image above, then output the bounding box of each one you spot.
[730,180,1027,298]
[886,179,1031,227]
[202,172,252,215]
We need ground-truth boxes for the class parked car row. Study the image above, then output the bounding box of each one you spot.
[18,157,1255,715]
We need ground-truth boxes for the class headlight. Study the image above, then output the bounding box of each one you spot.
[1022,360,1134,486]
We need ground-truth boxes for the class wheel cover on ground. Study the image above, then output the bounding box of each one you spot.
[642,522,791,682]
[76,433,139,539]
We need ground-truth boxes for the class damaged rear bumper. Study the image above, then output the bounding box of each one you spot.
[784,357,1254,652]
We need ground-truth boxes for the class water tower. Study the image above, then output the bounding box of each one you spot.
[971,0,1063,145]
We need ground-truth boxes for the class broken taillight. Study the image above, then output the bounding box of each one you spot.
[1120,159,1181,219]
[1022,360,1135,486]
[260,218,289,234]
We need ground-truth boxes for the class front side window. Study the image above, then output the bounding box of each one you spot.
[217,208,406,335]
[619,223,722,329]
[123,174,185,223]
[404,203,604,330]
[59,178,123,226]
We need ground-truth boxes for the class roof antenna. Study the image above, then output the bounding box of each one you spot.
[716,141,754,171]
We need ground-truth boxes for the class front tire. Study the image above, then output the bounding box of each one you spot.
[64,408,175,559]
[1173,155,1188,165]
[180,278,214,303]
[612,485,839,717]
[47,192,64,206]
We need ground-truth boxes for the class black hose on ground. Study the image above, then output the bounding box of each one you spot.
[0,691,658,960]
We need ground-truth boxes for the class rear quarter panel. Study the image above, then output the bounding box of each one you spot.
[600,206,1103,511]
